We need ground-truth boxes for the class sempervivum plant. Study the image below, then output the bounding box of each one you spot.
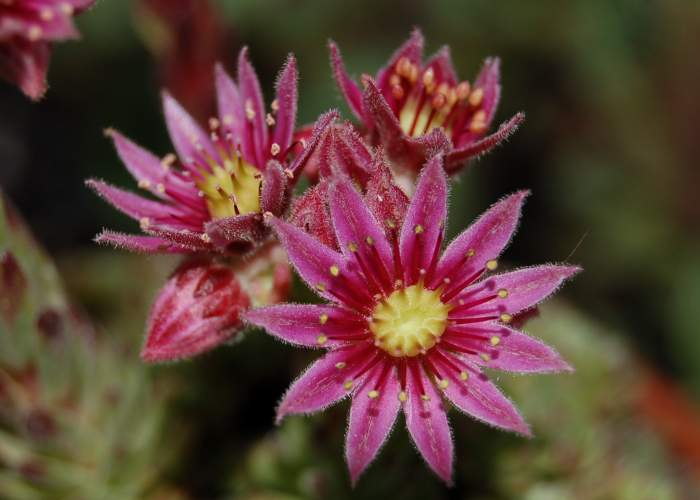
[87,48,331,361]
[245,157,579,484]
[0,191,176,499]
[0,0,95,100]
[330,29,523,188]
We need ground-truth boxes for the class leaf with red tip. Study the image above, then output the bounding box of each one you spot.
[142,259,249,362]
[329,41,364,122]
[271,54,298,154]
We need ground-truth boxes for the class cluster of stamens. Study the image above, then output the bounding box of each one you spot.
[389,57,488,139]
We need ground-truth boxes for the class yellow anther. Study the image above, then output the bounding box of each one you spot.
[348,242,358,252]
[139,217,150,230]
[438,379,449,390]
[466,248,476,258]
[422,68,435,88]
[138,179,151,189]
[365,236,374,245]
[223,114,234,125]
[421,394,430,401]
[470,110,488,133]
[271,99,279,112]
[156,183,166,194]
[161,153,176,169]
[201,233,211,243]
[459,371,469,381]
[60,2,74,15]
[316,283,326,292]
[28,25,42,41]
[490,336,501,346]
[480,353,491,362]
[329,265,340,277]
[468,87,484,107]
[270,142,281,156]
[317,334,328,345]
[500,313,513,324]
[386,219,396,229]
[486,259,498,271]
[209,117,220,130]
[245,100,255,120]
[266,113,276,126]
[456,81,471,100]
[319,313,329,325]
[497,289,509,298]
[368,390,379,399]
[414,225,424,234]
[396,57,411,77]
[343,380,353,391]
[335,362,346,370]
[398,391,408,402]
[40,8,54,21]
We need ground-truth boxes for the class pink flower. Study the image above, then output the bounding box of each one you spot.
[0,0,94,100]
[87,48,336,255]
[245,156,579,484]
[330,28,524,182]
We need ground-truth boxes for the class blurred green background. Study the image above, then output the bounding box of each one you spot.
[1,0,699,498]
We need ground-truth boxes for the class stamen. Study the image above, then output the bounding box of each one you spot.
[368,390,379,399]
[468,87,484,107]
[317,335,328,345]
[319,314,329,325]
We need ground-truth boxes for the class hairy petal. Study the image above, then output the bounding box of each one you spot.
[431,352,531,436]
[434,191,528,289]
[400,156,447,284]
[271,53,298,154]
[346,362,401,486]
[289,180,337,250]
[478,327,572,373]
[473,57,501,125]
[244,304,365,348]
[465,265,582,316]
[237,47,268,167]
[276,344,375,422]
[95,230,190,254]
[364,149,410,237]
[403,359,453,484]
[215,63,253,164]
[260,160,289,216]
[376,28,424,95]
[288,110,338,175]
[162,91,218,165]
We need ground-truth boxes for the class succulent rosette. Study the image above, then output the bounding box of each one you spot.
[0,0,94,100]
[330,29,524,186]
[245,156,579,484]
[86,49,329,361]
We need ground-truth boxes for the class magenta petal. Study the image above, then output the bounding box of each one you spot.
[346,362,401,485]
[276,344,374,421]
[467,265,582,316]
[162,91,218,165]
[95,230,190,254]
[147,228,212,251]
[480,327,572,373]
[237,47,268,167]
[260,160,289,216]
[376,28,424,94]
[328,177,393,286]
[215,63,253,164]
[244,304,365,348]
[399,156,447,283]
[473,57,501,125]
[142,259,250,362]
[424,46,458,86]
[445,113,525,173]
[362,78,405,147]
[324,123,373,185]
[86,179,176,223]
[329,41,364,122]
[403,360,453,484]
[271,54,298,154]
[266,216,346,302]
[432,352,531,436]
[433,191,527,288]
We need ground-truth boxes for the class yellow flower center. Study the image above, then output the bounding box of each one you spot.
[370,284,451,357]
[196,156,262,219]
